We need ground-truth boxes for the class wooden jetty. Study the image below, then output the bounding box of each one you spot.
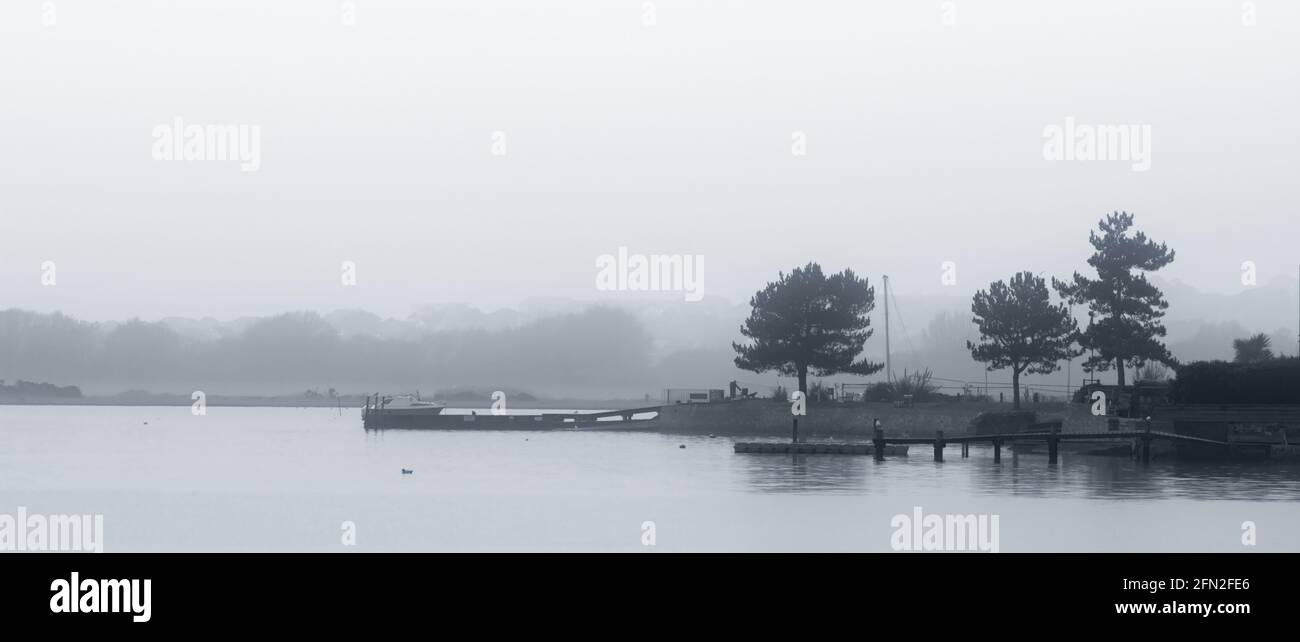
[734,418,1240,463]
[864,421,1232,464]
[734,442,909,456]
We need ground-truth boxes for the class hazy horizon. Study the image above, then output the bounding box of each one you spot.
[3,271,1295,398]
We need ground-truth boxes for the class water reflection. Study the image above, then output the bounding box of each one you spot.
[734,443,1300,501]
[733,453,870,494]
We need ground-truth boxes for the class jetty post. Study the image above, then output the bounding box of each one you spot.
[961,441,969,458]
[1140,417,1153,464]
[1047,423,1061,464]
[792,417,799,444]
[992,437,1002,463]
[872,419,884,461]
[933,430,945,462]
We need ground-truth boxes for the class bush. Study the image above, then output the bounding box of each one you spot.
[863,368,938,402]
[1169,358,1300,405]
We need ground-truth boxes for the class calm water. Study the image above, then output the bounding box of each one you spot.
[2,406,1298,552]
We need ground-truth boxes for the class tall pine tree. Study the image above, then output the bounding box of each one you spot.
[1054,212,1175,388]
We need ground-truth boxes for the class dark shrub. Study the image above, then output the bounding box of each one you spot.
[1169,358,1300,405]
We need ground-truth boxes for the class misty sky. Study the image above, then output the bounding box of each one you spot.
[2,1,1297,322]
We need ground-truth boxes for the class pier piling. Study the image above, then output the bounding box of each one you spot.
[933,430,945,462]
[1140,420,1153,463]
[993,438,1002,463]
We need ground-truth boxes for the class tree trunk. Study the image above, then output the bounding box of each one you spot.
[1012,369,1021,410]
[1116,357,1126,388]
[797,366,808,395]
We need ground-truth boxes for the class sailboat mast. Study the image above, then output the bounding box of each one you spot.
[883,274,891,385]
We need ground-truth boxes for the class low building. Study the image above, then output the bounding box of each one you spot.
[664,388,725,404]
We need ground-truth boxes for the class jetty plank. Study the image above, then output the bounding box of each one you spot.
[733,442,908,456]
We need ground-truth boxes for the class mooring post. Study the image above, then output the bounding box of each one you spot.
[1048,423,1060,464]
[792,417,799,444]
[873,420,884,461]
[1141,419,1152,464]
[993,438,1002,463]
[934,430,944,462]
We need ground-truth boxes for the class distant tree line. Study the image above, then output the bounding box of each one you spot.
[0,307,659,389]
[0,379,83,399]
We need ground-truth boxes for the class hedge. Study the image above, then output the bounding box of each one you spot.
[1168,358,1300,405]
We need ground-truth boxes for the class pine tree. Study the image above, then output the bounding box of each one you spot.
[968,272,1080,409]
[1054,212,1175,388]
[733,263,884,393]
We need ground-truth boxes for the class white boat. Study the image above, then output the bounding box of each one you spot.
[370,394,445,416]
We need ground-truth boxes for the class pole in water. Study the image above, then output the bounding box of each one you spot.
[792,417,799,444]
[1141,416,1153,464]
[873,419,884,461]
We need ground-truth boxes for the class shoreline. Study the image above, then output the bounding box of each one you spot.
[0,396,653,411]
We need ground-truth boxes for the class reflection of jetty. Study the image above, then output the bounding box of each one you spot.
[738,420,1246,463]
[361,394,661,430]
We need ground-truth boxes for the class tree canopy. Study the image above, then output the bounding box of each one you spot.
[1233,333,1274,363]
[1054,211,1175,387]
[968,271,1080,409]
[733,263,884,393]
